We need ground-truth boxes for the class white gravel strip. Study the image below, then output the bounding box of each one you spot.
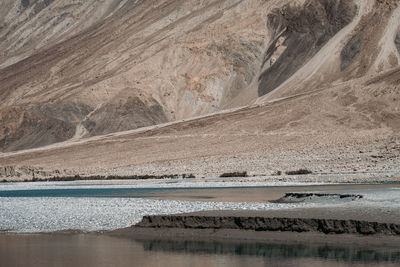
[0,197,305,233]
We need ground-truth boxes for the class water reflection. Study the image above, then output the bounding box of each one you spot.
[0,234,399,267]
[140,239,400,265]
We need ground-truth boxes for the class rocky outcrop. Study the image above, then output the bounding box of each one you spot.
[339,0,399,77]
[270,193,363,203]
[340,33,362,71]
[137,215,400,236]
[0,165,71,181]
[0,106,75,151]
[258,0,357,96]
[82,90,167,136]
[396,30,400,54]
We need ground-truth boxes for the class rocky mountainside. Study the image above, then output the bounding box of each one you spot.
[0,0,399,180]
[1,0,277,151]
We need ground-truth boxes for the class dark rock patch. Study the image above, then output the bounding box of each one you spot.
[27,101,93,124]
[258,0,357,96]
[340,33,362,71]
[395,31,400,54]
[339,2,398,77]
[219,171,248,178]
[339,12,379,72]
[83,91,167,136]
[285,169,312,175]
[270,192,363,203]
[0,106,75,152]
[0,100,95,151]
[21,0,30,8]
[34,0,56,14]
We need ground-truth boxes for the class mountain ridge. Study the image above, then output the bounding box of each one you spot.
[0,0,399,180]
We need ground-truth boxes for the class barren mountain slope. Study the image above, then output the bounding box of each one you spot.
[0,0,374,152]
[0,0,290,151]
[0,0,130,68]
[0,0,400,180]
[1,64,399,180]
[258,0,400,103]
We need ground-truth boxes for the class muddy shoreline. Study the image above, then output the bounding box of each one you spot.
[111,201,400,243]
[2,182,400,247]
[136,214,400,235]
[105,209,400,247]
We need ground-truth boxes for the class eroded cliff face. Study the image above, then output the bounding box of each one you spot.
[137,215,400,236]
[258,0,358,96]
[0,106,74,151]
[0,0,399,152]
[82,90,167,136]
[339,0,399,76]
[258,0,400,103]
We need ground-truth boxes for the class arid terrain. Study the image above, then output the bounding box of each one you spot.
[0,0,399,181]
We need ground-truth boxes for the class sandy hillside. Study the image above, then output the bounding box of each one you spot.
[0,0,399,180]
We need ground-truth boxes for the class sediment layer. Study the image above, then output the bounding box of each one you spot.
[137,215,400,236]
[270,192,363,203]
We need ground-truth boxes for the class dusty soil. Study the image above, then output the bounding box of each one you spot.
[0,0,399,180]
[0,0,400,153]
[0,0,284,151]
[1,71,399,181]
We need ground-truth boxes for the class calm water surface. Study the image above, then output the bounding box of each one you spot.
[0,234,399,267]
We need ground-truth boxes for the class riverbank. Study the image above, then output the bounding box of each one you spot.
[131,208,400,234]
[1,182,400,266]
[109,185,400,245]
[1,182,400,233]
[108,207,400,247]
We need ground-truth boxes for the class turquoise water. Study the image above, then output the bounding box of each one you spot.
[0,187,174,197]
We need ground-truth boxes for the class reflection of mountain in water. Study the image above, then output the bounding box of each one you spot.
[141,239,400,264]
